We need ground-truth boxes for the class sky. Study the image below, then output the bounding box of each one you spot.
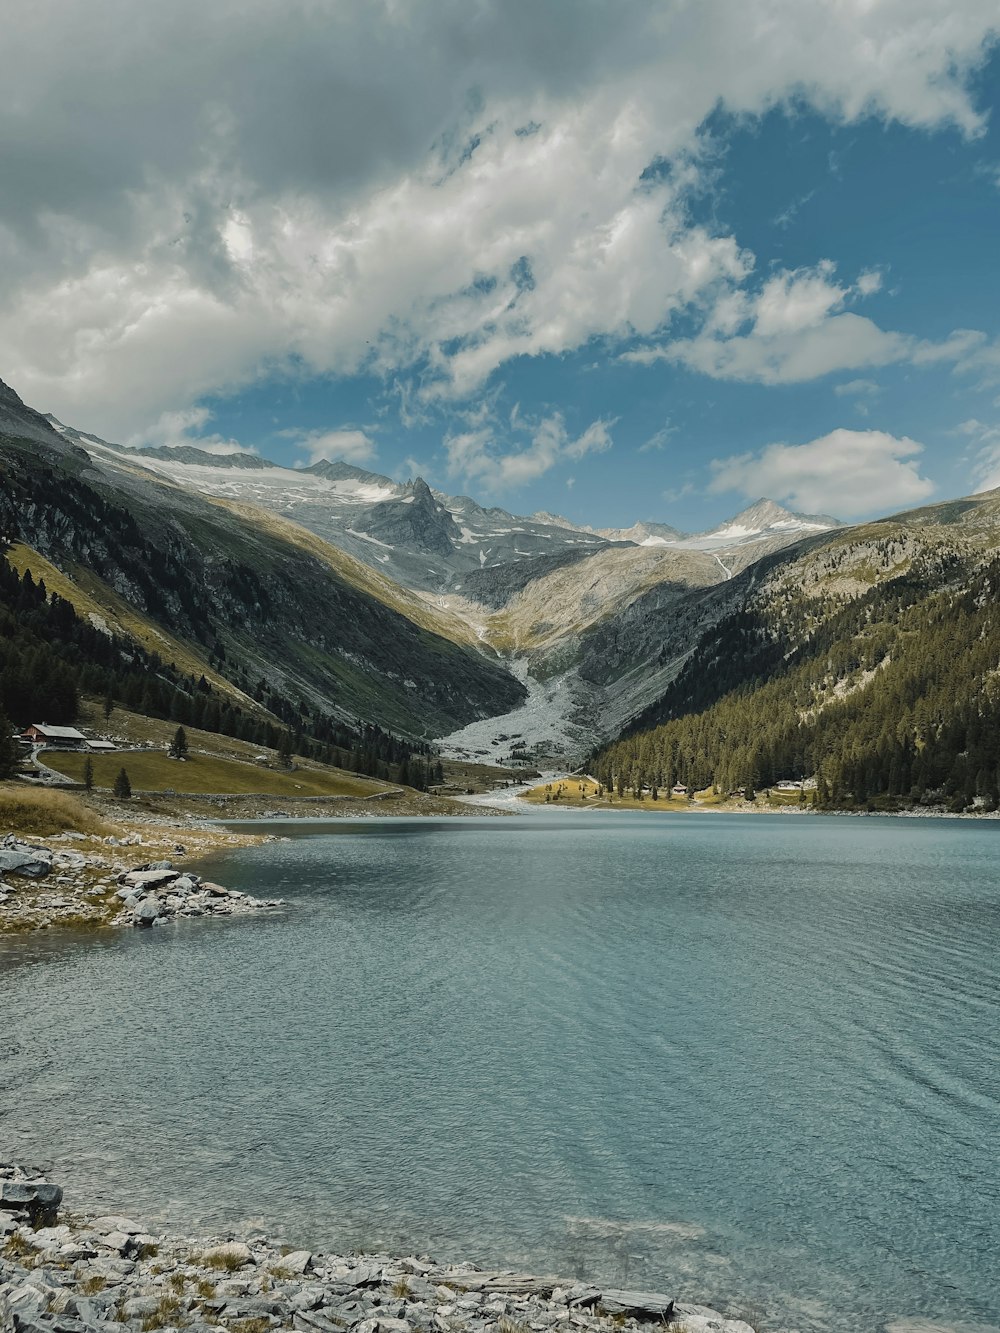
[2,1,1000,530]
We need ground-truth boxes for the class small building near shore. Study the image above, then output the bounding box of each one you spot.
[87,739,117,752]
[22,723,87,748]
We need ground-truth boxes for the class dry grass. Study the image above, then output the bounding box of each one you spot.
[45,749,386,799]
[225,1318,271,1333]
[195,1250,246,1273]
[139,1295,184,1330]
[0,785,113,837]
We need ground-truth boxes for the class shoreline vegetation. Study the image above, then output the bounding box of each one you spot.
[515,775,1000,818]
[0,1165,757,1333]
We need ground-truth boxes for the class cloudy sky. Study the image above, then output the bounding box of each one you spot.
[3,1,1000,528]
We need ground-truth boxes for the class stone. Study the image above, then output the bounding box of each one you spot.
[293,1313,345,1333]
[289,1291,325,1314]
[202,883,230,897]
[0,850,50,877]
[134,900,159,927]
[564,1287,600,1309]
[202,1241,253,1267]
[277,1251,313,1276]
[91,1216,144,1235]
[123,869,178,891]
[597,1291,674,1320]
[0,1180,63,1219]
[122,1296,163,1319]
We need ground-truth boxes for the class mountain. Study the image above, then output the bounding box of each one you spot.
[13,394,856,764]
[1,385,526,739]
[591,489,1000,810]
[595,521,686,545]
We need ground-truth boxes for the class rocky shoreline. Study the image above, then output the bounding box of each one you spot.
[0,1167,754,1333]
[0,832,280,935]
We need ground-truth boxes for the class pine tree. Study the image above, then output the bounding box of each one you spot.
[0,712,18,780]
[83,756,94,791]
[103,687,114,721]
[112,767,132,800]
[169,726,189,760]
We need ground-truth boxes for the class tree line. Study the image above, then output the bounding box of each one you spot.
[0,552,433,783]
[591,549,1000,812]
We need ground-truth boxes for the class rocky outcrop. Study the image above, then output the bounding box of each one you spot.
[0,835,281,934]
[0,1168,756,1333]
[112,861,282,927]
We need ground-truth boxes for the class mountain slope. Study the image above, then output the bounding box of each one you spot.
[591,490,1000,808]
[0,384,525,737]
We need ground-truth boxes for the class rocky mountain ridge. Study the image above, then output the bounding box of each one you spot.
[20,380,999,774]
[1,382,526,739]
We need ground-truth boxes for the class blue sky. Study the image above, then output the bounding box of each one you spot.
[3,3,1000,529]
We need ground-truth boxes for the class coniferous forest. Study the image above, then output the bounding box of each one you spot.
[592,548,1000,812]
[0,547,429,782]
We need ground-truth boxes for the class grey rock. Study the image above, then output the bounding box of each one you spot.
[598,1291,674,1320]
[202,1242,252,1267]
[122,1297,162,1319]
[293,1313,347,1333]
[133,900,159,928]
[123,870,177,891]
[90,1217,143,1236]
[276,1251,312,1276]
[564,1286,600,1309]
[0,1182,63,1214]
[289,1291,324,1314]
[0,851,50,878]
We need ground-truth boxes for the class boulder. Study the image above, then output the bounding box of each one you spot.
[278,1250,313,1276]
[202,882,230,897]
[0,850,50,878]
[134,900,159,928]
[0,1180,63,1219]
[124,869,178,891]
[598,1291,674,1320]
[202,1240,253,1267]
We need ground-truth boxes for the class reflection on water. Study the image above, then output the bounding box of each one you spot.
[1,813,998,1333]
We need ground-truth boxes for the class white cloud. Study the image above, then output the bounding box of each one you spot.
[708,428,935,517]
[127,406,255,454]
[0,1,994,434]
[632,263,914,384]
[957,418,1000,493]
[289,428,377,466]
[835,378,881,397]
[444,412,613,491]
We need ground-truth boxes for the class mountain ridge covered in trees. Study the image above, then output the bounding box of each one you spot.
[592,492,1000,812]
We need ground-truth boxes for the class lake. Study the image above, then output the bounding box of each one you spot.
[1,812,998,1333]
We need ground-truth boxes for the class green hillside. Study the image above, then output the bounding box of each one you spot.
[593,496,1000,812]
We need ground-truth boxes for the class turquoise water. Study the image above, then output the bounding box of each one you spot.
[1,812,998,1332]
